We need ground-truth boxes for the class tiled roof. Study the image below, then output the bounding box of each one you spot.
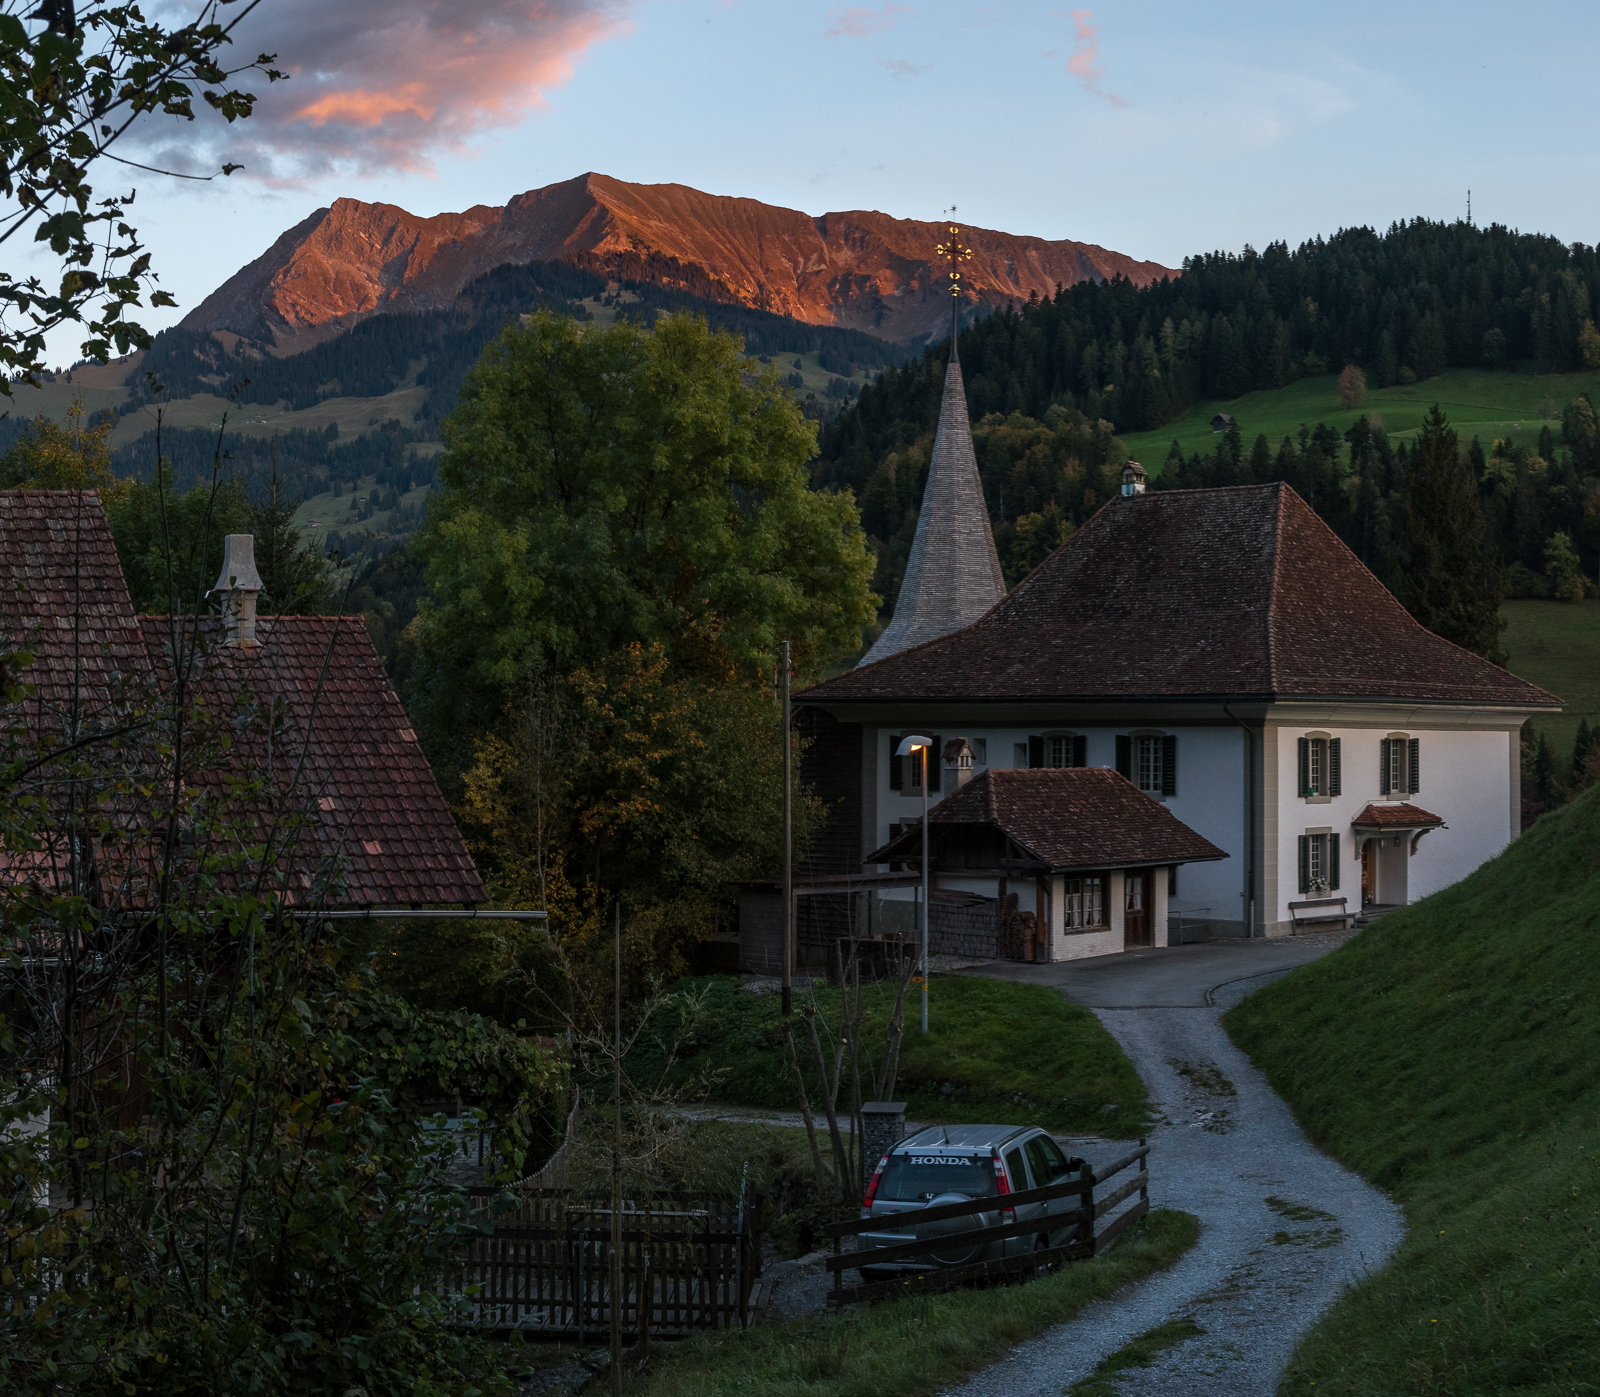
[140,616,485,907]
[807,483,1561,708]
[867,767,1227,872]
[1350,802,1444,829]
[858,358,1006,666]
[0,491,150,716]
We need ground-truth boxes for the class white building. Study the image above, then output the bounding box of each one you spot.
[794,454,1559,955]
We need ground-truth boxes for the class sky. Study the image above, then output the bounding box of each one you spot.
[23,0,1600,366]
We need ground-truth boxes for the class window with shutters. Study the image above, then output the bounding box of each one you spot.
[1380,734,1420,795]
[1297,733,1341,802]
[890,734,943,793]
[1118,733,1176,796]
[1028,733,1086,768]
[1297,831,1342,895]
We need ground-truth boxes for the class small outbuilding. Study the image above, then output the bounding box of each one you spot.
[1210,413,1238,433]
[866,767,1226,963]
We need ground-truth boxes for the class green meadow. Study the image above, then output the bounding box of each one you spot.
[1124,366,1600,469]
[1501,599,1600,759]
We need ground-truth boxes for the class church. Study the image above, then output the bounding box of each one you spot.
[786,337,1560,965]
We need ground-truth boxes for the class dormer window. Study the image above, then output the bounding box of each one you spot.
[1298,733,1340,802]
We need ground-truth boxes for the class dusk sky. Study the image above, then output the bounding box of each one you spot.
[28,0,1600,364]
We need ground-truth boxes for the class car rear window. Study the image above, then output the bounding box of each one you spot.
[876,1152,999,1203]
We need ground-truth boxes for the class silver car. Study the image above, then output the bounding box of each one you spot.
[855,1125,1086,1279]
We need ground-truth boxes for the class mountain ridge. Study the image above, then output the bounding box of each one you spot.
[184,173,1176,348]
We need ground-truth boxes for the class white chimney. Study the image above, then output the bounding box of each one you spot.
[943,737,976,788]
[211,534,265,648]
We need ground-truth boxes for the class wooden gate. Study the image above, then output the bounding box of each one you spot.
[447,1189,759,1338]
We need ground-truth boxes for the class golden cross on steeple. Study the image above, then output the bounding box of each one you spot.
[934,206,974,356]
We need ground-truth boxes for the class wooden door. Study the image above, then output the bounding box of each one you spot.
[1123,870,1152,948]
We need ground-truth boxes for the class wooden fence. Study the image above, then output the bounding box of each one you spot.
[825,1140,1150,1306]
[446,1188,759,1339]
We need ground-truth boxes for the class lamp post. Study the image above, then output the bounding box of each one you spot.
[896,735,934,1034]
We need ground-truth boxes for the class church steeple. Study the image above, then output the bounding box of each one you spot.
[858,351,1005,667]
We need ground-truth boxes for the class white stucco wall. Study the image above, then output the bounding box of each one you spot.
[1271,725,1514,929]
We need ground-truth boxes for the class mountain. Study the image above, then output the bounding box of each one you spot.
[182,173,1175,348]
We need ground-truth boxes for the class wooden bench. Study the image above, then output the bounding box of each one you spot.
[1288,896,1350,931]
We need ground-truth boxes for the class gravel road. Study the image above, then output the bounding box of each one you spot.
[945,935,1406,1397]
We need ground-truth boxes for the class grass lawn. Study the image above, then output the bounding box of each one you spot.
[638,974,1149,1138]
[1223,783,1600,1394]
[628,1209,1199,1397]
[1121,366,1600,471]
[1501,598,1600,760]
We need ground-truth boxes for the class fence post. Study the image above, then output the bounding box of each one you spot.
[1081,1160,1097,1255]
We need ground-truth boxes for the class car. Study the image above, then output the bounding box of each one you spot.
[854,1124,1086,1281]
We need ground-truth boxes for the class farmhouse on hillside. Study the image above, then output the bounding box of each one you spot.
[772,360,1561,972]
[0,489,482,908]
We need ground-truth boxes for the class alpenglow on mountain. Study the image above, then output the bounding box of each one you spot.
[185,173,1175,349]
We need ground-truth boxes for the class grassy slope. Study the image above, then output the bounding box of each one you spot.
[633,1210,1199,1397]
[641,975,1150,1138]
[1502,599,1600,760]
[1122,366,1599,468]
[1224,784,1600,1394]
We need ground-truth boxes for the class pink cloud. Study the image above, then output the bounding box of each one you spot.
[1067,8,1127,107]
[133,0,632,182]
[883,58,930,77]
[824,4,910,40]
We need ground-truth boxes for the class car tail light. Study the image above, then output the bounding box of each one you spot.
[992,1151,1016,1221]
[862,1153,889,1209]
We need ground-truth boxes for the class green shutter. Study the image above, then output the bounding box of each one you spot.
[1116,735,1132,779]
[1298,737,1310,798]
[1329,738,1341,797]
[1328,833,1340,891]
[1379,738,1391,795]
[1161,735,1177,796]
[1073,735,1087,768]
[1408,737,1420,794]
[1298,835,1310,895]
[889,735,903,790]
[1028,735,1044,768]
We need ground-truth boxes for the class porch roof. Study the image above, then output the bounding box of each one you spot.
[865,767,1227,873]
[1350,802,1445,831]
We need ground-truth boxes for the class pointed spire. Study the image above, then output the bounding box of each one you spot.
[859,357,1006,666]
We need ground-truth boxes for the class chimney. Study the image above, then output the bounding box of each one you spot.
[1120,461,1147,497]
[211,534,265,648]
[943,737,976,788]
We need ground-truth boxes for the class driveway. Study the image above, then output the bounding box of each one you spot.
[944,932,1406,1397]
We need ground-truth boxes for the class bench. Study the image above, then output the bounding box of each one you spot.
[1287,896,1350,932]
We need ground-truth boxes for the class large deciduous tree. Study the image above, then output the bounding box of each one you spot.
[410,310,878,773]
[1394,405,1507,665]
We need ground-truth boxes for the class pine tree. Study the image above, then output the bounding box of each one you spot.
[1393,405,1507,664]
[1572,718,1593,787]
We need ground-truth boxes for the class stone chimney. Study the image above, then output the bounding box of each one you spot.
[943,737,975,787]
[211,534,265,648]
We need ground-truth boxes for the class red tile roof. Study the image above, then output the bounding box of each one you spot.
[804,483,1561,708]
[140,615,485,908]
[1,489,482,908]
[868,767,1227,872]
[0,491,150,715]
[1350,802,1444,829]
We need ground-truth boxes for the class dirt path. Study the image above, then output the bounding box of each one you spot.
[945,946,1405,1396]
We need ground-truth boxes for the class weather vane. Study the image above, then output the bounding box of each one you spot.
[934,205,974,353]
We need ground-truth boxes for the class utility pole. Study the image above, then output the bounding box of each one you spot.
[611,900,622,1395]
[781,639,792,1017]
[920,743,930,1035]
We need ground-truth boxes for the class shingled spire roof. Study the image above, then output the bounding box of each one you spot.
[859,356,1006,665]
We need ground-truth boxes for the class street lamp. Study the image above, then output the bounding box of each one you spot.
[896,734,934,1034]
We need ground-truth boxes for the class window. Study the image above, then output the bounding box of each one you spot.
[971,738,987,765]
[1297,734,1342,799]
[889,733,942,793]
[1062,876,1105,929]
[1028,733,1086,768]
[1117,733,1176,796]
[1380,735,1420,795]
[1297,832,1341,895]
[1025,1134,1070,1184]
